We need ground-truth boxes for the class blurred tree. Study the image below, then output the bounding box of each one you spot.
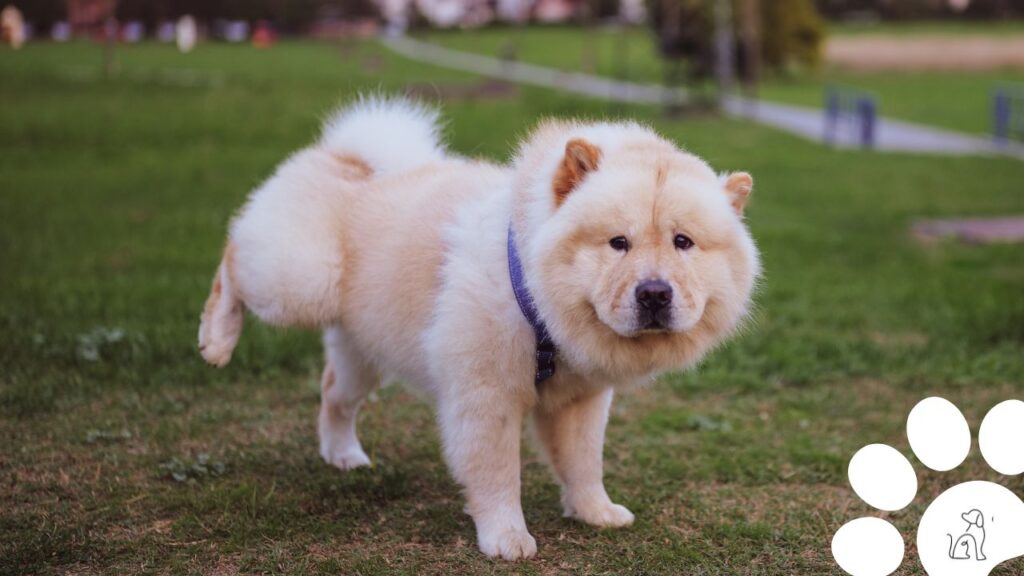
[117,0,171,25]
[650,0,712,74]
[649,0,713,112]
[17,0,64,30]
[650,0,823,85]
[592,0,623,18]
[737,0,760,95]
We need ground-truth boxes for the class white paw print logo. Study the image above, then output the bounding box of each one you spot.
[832,398,1024,576]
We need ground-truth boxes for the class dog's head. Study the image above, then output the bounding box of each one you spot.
[962,509,984,528]
[512,120,760,380]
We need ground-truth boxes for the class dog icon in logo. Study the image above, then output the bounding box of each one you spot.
[947,509,987,561]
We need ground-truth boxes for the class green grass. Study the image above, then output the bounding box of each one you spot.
[2,40,1024,575]
[424,26,1024,135]
[424,26,664,84]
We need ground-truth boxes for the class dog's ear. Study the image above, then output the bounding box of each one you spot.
[722,172,753,215]
[553,138,601,206]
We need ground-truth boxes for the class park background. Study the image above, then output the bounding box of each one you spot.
[2,0,1023,574]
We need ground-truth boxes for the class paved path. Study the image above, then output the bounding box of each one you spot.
[382,36,1024,159]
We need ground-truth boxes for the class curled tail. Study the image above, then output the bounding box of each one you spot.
[319,95,447,176]
[199,95,446,367]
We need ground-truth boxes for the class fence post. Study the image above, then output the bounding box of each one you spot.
[993,89,1010,146]
[858,97,877,149]
[824,86,878,149]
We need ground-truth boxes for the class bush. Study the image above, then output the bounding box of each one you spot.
[762,0,825,71]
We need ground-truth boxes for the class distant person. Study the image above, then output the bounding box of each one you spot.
[176,15,196,53]
[1,5,25,49]
[252,21,276,48]
[122,20,144,44]
[223,20,248,43]
[496,0,530,23]
[51,20,71,42]
[416,0,466,27]
[379,0,410,36]
[619,0,646,23]
[156,21,175,43]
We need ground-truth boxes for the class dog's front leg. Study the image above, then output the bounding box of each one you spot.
[438,388,536,560]
[533,387,634,528]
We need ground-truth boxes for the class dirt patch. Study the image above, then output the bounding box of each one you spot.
[405,79,519,102]
[912,216,1024,244]
[827,36,1024,71]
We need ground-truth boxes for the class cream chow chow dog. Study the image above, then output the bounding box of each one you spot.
[198,97,759,560]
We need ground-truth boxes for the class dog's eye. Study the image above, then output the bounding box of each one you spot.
[674,234,695,250]
[609,236,630,252]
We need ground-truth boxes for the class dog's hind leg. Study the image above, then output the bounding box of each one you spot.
[319,326,379,471]
[197,149,353,367]
[196,97,446,369]
[198,243,245,368]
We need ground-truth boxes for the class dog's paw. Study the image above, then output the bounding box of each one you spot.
[320,444,371,471]
[567,501,635,528]
[197,312,242,367]
[197,255,244,368]
[197,335,235,368]
[478,528,537,561]
[563,488,635,528]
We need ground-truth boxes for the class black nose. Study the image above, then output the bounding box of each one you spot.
[635,280,673,310]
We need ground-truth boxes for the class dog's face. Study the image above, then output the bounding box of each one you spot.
[520,127,760,378]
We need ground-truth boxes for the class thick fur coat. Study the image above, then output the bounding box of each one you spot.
[198,97,760,559]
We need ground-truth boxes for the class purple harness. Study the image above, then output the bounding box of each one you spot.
[507,226,556,383]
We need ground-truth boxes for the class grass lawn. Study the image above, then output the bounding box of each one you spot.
[423,26,1024,135]
[423,26,663,85]
[2,40,1024,575]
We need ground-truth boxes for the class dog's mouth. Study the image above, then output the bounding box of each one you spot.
[636,308,673,333]
[627,305,704,337]
[638,321,670,333]
[620,317,675,338]
[591,302,688,338]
